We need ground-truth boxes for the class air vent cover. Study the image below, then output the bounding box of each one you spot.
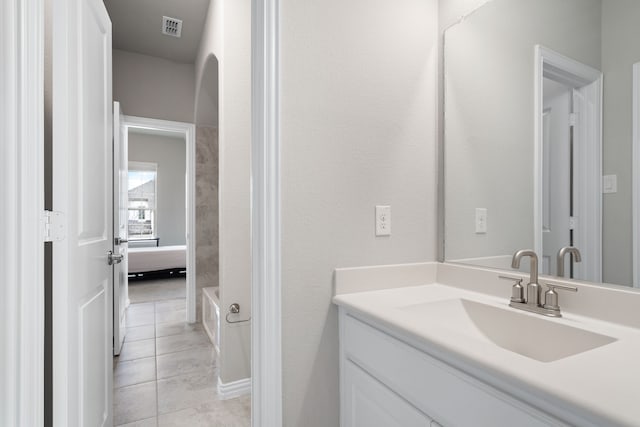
[162,16,183,38]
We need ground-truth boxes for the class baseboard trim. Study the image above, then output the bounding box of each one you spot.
[217,376,251,400]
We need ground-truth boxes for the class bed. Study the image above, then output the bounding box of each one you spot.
[128,245,186,279]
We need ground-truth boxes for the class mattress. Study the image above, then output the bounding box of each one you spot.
[128,245,186,273]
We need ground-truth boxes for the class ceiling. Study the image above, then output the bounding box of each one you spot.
[104,0,210,64]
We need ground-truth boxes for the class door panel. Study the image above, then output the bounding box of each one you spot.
[52,0,113,425]
[80,289,108,426]
[113,102,128,355]
[542,79,572,276]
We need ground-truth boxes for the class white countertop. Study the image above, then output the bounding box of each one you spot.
[333,264,640,427]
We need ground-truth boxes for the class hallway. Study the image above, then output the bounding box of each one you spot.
[113,279,250,426]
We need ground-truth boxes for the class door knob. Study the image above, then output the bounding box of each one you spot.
[108,250,124,265]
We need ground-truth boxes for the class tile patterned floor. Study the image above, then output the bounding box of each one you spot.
[128,277,187,304]
[114,279,250,427]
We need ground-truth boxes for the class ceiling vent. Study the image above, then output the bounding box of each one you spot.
[162,16,183,38]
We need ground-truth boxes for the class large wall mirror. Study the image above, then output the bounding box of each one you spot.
[444,0,640,288]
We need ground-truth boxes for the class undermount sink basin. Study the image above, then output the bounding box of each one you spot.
[402,298,616,362]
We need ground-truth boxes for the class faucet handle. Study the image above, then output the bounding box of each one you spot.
[543,283,578,311]
[499,275,525,303]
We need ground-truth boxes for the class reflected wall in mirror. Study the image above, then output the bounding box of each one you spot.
[444,0,640,288]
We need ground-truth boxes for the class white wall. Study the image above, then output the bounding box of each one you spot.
[113,49,195,123]
[280,0,439,424]
[439,0,491,32]
[128,131,186,247]
[443,0,601,261]
[194,0,252,384]
[601,0,640,286]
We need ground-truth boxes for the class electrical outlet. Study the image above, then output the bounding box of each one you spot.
[375,205,391,236]
[475,208,487,234]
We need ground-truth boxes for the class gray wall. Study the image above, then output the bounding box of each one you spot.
[443,0,602,262]
[601,0,640,285]
[128,131,186,247]
[279,0,439,424]
[113,49,195,123]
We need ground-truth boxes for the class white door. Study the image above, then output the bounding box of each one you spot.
[542,78,572,276]
[570,88,588,281]
[113,101,128,355]
[52,0,113,425]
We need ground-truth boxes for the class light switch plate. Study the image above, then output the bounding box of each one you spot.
[603,174,617,194]
[375,205,391,236]
[475,208,487,234]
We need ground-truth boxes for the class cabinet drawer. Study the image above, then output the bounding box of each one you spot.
[344,360,432,427]
[342,314,564,427]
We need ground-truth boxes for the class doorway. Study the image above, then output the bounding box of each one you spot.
[4,0,282,424]
[115,115,197,323]
[534,45,603,282]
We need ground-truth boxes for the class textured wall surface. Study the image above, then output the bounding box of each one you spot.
[112,49,195,123]
[195,126,218,321]
[280,0,439,424]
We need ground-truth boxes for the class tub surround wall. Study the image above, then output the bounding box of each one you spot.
[195,126,219,322]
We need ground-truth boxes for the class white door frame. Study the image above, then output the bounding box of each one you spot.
[0,0,45,425]
[3,0,283,424]
[251,0,282,424]
[122,115,198,323]
[633,63,640,288]
[534,45,602,282]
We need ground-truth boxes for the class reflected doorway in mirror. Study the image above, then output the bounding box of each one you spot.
[534,45,602,283]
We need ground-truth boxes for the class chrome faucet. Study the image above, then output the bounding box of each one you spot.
[500,249,578,317]
[557,246,581,277]
[511,249,541,306]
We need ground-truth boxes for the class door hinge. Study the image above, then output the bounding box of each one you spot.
[569,216,578,230]
[569,113,579,127]
[43,210,66,242]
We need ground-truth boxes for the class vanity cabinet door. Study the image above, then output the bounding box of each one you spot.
[343,359,432,427]
[341,313,565,427]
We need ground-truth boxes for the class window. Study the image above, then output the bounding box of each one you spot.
[128,162,157,239]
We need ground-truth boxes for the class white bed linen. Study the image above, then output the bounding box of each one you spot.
[128,245,186,273]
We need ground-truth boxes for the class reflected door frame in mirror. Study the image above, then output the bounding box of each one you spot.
[533,45,602,283]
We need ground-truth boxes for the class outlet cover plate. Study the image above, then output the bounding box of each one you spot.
[376,205,391,236]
